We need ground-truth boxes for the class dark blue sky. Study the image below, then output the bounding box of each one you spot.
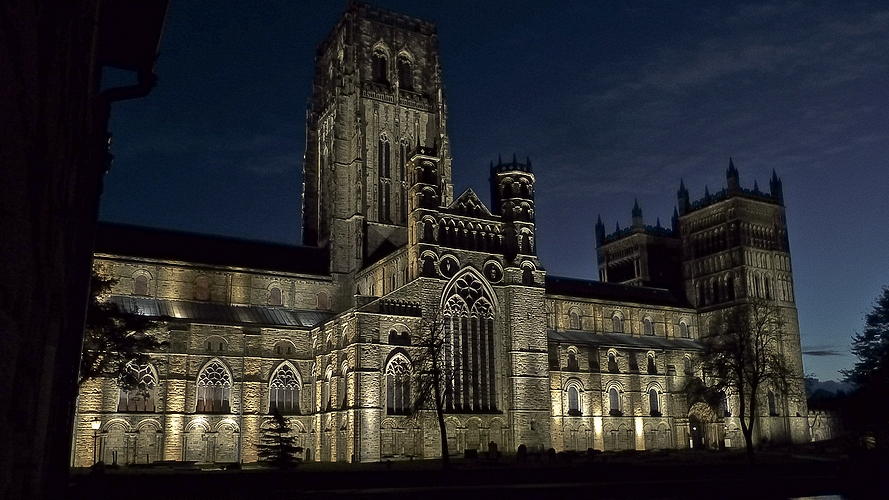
[101,1,889,381]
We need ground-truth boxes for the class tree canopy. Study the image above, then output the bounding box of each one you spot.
[79,273,165,390]
[840,286,889,438]
[843,286,889,389]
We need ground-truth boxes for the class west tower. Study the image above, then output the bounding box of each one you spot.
[302,2,454,274]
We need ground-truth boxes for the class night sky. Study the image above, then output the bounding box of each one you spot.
[100,1,889,382]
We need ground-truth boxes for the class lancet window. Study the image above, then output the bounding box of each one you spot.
[443,271,497,412]
[269,363,300,414]
[196,359,231,413]
[378,134,391,222]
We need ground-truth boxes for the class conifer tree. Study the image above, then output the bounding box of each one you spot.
[841,287,889,439]
[843,287,889,389]
[80,273,165,390]
[256,409,302,468]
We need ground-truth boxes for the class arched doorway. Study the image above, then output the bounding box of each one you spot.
[688,401,722,449]
[688,414,704,449]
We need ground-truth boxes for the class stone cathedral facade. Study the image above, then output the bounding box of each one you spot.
[71,3,809,466]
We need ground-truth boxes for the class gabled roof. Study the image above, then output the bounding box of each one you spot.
[447,188,493,217]
[94,222,329,276]
[545,275,690,308]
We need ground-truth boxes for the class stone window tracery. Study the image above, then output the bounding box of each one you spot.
[269,363,300,414]
[196,359,231,413]
[386,355,411,415]
[118,362,157,412]
[443,271,497,412]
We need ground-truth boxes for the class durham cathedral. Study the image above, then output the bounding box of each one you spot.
[71,3,811,466]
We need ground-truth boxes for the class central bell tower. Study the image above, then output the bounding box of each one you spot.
[302,2,453,274]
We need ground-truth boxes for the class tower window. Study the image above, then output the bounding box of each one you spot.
[647,353,657,374]
[679,321,689,339]
[378,136,391,222]
[372,51,388,84]
[397,56,412,90]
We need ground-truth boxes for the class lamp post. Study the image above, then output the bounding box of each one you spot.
[91,418,101,465]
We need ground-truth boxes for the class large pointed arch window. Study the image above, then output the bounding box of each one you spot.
[196,360,231,413]
[443,271,497,412]
[386,355,411,415]
[118,363,157,412]
[269,363,301,414]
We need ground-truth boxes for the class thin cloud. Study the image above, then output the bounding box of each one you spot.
[802,348,847,357]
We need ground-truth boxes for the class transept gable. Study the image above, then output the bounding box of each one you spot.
[446,188,493,218]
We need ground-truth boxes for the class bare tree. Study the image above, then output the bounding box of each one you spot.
[695,298,797,463]
[410,307,452,469]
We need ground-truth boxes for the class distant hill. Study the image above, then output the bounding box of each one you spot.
[805,378,853,397]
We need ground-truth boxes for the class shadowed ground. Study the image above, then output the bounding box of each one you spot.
[69,442,884,499]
